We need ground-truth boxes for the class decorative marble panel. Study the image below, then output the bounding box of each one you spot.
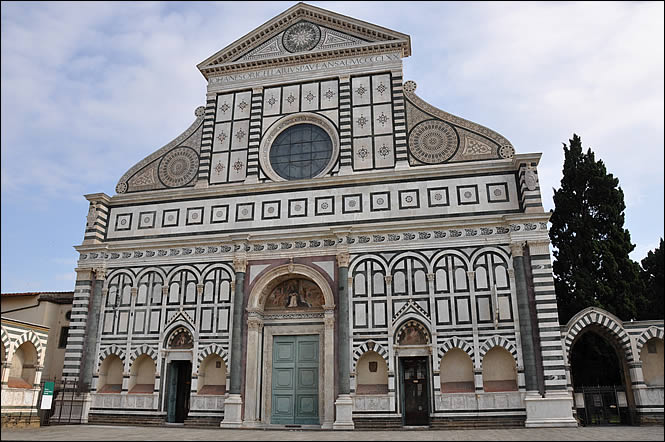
[353,394,392,411]
[138,211,155,230]
[457,185,479,205]
[320,80,338,109]
[456,297,471,323]
[352,76,371,106]
[428,187,450,207]
[186,207,204,226]
[262,200,281,220]
[263,88,282,116]
[371,73,391,104]
[373,135,394,168]
[487,183,509,203]
[288,198,308,218]
[235,202,254,222]
[115,213,132,231]
[352,106,372,137]
[476,296,492,322]
[228,150,248,182]
[315,196,334,216]
[373,103,393,135]
[353,137,373,170]
[230,120,250,150]
[370,191,391,212]
[282,84,300,114]
[436,298,451,325]
[399,189,420,210]
[161,209,179,227]
[212,122,232,152]
[210,153,229,184]
[215,93,234,122]
[343,194,363,214]
[233,91,252,120]
[190,394,226,411]
[301,82,319,112]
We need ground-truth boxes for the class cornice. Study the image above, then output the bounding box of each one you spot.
[201,42,409,79]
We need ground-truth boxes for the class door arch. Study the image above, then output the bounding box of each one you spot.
[243,263,336,428]
[564,308,635,425]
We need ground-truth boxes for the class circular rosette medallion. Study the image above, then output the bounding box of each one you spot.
[408,120,459,164]
[158,147,199,188]
[282,21,321,53]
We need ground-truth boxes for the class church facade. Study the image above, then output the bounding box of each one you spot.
[61,3,662,429]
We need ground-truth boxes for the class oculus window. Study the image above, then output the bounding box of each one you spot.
[269,124,333,180]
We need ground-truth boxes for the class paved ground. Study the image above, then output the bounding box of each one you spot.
[1,424,663,441]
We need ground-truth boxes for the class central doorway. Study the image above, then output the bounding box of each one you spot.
[271,335,319,425]
[166,360,191,423]
[400,357,430,426]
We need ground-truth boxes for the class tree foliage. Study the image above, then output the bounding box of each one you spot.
[549,134,645,324]
[640,238,664,320]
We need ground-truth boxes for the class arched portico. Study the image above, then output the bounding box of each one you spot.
[243,263,336,428]
[563,307,636,425]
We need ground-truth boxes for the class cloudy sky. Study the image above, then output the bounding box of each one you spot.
[1,1,663,293]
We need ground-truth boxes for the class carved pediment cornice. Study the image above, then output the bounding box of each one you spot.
[197,2,411,80]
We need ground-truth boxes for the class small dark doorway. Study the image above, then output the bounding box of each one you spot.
[400,357,430,426]
[166,360,191,423]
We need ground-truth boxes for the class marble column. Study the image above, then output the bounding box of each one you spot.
[510,242,539,393]
[333,251,354,429]
[221,255,247,428]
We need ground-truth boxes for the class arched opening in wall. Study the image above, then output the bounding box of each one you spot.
[395,319,431,426]
[640,338,664,387]
[164,326,193,423]
[198,354,227,395]
[356,351,388,394]
[570,326,632,425]
[440,348,474,393]
[129,355,155,394]
[261,275,326,425]
[482,347,517,392]
[97,355,123,393]
[8,341,37,389]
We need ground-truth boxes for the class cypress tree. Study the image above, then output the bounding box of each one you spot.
[640,238,664,320]
[549,134,645,324]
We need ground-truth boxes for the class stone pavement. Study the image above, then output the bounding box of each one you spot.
[1,425,663,441]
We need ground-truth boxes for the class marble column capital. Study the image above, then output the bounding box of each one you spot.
[233,257,247,273]
[510,242,525,257]
[336,252,350,268]
[93,268,107,280]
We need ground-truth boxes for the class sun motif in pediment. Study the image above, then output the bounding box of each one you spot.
[283,21,321,53]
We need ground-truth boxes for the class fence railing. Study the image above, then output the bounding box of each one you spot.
[36,377,89,426]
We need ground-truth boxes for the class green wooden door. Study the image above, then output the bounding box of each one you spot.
[271,335,319,425]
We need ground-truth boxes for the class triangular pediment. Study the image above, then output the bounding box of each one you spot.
[197,2,411,79]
